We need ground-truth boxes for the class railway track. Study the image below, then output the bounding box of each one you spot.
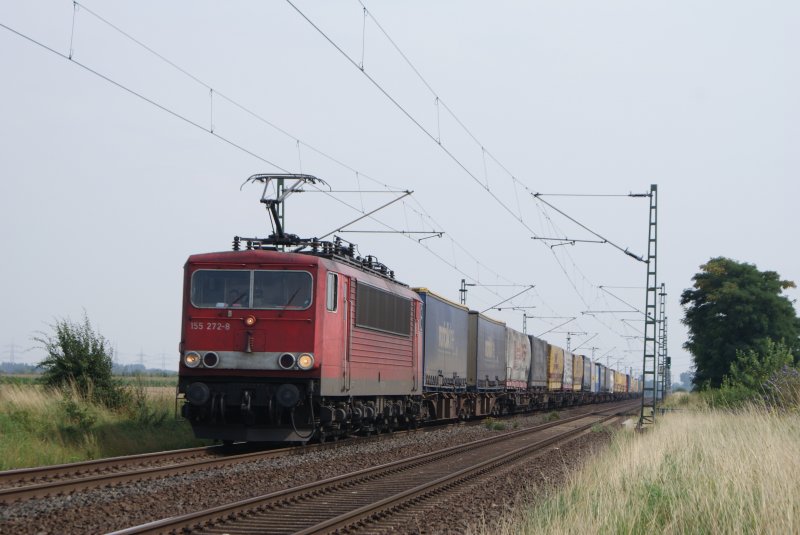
[110,400,639,534]
[0,401,627,505]
[0,445,219,491]
[0,430,418,504]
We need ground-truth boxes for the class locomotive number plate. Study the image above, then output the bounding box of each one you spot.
[190,321,231,331]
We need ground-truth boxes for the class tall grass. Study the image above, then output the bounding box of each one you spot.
[490,402,800,534]
[0,381,207,470]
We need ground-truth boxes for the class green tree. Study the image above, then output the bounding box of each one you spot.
[35,314,125,408]
[681,257,800,389]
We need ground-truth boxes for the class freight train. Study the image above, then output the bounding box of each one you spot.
[177,237,640,444]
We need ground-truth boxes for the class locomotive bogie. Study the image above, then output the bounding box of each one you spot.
[179,376,319,442]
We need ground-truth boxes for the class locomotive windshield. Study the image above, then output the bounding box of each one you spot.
[191,269,312,310]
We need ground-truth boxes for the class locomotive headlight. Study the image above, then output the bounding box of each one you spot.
[244,315,257,327]
[297,353,314,370]
[278,353,296,370]
[184,351,201,368]
[202,352,219,368]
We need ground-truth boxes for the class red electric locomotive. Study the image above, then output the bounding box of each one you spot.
[178,175,424,442]
[179,246,424,443]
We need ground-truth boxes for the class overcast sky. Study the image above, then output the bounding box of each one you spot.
[1,1,797,379]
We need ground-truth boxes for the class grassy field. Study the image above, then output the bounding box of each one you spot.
[487,398,800,534]
[0,378,209,470]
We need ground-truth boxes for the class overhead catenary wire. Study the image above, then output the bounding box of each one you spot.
[337,1,647,266]
[71,2,408,193]
[284,0,546,242]
[0,16,540,319]
[0,20,289,173]
[1,5,648,345]
[287,0,651,346]
[83,1,639,337]
[65,2,541,312]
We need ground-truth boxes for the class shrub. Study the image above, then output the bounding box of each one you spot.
[59,396,97,434]
[590,423,606,433]
[698,383,759,409]
[702,340,798,410]
[35,314,127,408]
[484,417,506,431]
[546,411,560,422]
[725,339,794,391]
[125,378,169,426]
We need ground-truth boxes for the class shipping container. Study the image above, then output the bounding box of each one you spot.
[562,350,574,391]
[591,362,601,393]
[582,356,592,392]
[614,370,626,393]
[572,353,583,391]
[547,344,564,391]
[467,312,507,391]
[605,367,615,394]
[505,327,531,390]
[414,289,469,392]
[528,336,548,390]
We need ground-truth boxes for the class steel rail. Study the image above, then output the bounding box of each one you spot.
[0,428,419,504]
[0,445,218,489]
[304,402,638,534]
[109,400,639,534]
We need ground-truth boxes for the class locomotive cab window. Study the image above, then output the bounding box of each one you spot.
[253,271,312,309]
[191,270,251,308]
[326,272,338,312]
[191,269,312,310]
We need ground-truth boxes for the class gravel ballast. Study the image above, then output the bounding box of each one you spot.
[0,407,628,534]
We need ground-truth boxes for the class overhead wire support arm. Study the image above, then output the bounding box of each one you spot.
[536,317,577,338]
[336,230,444,242]
[559,331,588,352]
[598,285,647,316]
[532,236,607,249]
[336,230,441,234]
[531,193,646,263]
[310,190,414,245]
[532,237,607,244]
[582,310,646,315]
[572,333,598,352]
[460,282,532,305]
[480,285,535,314]
[532,192,651,198]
